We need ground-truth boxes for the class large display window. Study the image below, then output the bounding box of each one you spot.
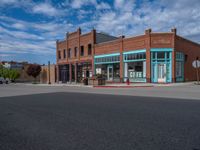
[95,63,120,82]
[123,50,146,82]
[94,53,120,82]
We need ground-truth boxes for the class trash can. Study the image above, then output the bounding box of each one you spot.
[83,78,88,85]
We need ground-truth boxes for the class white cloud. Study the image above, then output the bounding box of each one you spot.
[11,23,26,30]
[0,15,76,59]
[96,2,111,10]
[0,0,200,64]
[70,0,97,8]
[93,0,200,43]
[0,0,18,5]
[32,3,62,17]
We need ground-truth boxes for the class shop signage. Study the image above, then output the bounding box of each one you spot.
[96,68,101,74]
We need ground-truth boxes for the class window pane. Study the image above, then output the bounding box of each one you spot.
[157,52,165,59]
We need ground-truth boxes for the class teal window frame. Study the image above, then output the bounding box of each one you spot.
[150,48,173,83]
[94,53,120,65]
[123,49,146,63]
[176,52,184,82]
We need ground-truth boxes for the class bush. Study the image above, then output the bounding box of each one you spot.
[9,69,20,82]
[0,66,20,82]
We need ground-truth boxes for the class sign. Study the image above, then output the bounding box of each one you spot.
[96,68,101,74]
[192,60,200,68]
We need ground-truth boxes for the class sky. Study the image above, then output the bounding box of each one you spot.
[0,0,200,65]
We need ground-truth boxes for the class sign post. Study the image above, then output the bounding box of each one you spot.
[192,57,200,85]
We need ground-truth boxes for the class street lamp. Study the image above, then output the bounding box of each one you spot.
[48,61,51,84]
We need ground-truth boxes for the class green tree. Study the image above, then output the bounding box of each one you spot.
[0,66,20,82]
[9,69,20,82]
[0,65,3,77]
[1,68,9,79]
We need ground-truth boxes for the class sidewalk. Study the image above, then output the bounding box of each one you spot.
[17,81,197,88]
[94,82,196,88]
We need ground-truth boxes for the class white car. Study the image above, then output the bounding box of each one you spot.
[0,77,9,84]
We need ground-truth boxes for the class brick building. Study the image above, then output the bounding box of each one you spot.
[56,28,200,83]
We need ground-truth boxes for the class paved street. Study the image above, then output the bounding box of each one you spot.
[1,92,200,150]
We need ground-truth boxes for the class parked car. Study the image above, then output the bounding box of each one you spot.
[0,77,9,84]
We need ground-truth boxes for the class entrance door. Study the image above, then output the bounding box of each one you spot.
[107,65,113,81]
[158,64,166,83]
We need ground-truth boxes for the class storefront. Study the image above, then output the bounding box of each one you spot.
[94,53,120,82]
[123,50,146,82]
[59,64,69,83]
[176,52,184,82]
[77,62,92,82]
[151,48,172,83]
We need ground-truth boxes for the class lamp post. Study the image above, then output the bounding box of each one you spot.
[48,61,51,84]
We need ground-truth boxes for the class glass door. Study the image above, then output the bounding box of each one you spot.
[157,64,166,83]
[107,65,113,81]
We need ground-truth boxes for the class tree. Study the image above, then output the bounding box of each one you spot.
[9,69,20,82]
[1,68,9,79]
[26,64,41,81]
[0,66,20,82]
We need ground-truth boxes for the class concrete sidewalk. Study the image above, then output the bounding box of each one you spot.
[18,81,197,88]
[0,82,200,100]
[95,82,196,88]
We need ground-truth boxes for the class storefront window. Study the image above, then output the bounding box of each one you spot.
[176,52,184,81]
[123,51,146,82]
[95,63,120,81]
[151,50,172,83]
[157,52,165,59]
[126,61,146,81]
[176,62,182,77]
[124,52,146,61]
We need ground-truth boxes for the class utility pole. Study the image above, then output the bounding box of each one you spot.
[48,61,51,84]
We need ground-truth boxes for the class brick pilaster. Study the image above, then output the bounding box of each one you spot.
[119,36,124,82]
[145,29,152,83]
[171,28,177,83]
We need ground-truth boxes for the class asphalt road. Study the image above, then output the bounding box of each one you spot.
[0,93,200,150]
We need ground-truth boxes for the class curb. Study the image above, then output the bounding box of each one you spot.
[93,85,154,88]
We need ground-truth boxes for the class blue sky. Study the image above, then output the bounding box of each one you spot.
[0,0,200,65]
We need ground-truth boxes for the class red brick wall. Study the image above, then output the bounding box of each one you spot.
[123,35,146,51]
[57,29,94,65]
[175,36,200,81]
[150,33,173,48]
[94,39,121,55]
[56,40,67,64]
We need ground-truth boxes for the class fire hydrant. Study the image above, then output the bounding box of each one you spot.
[126,78,130,85]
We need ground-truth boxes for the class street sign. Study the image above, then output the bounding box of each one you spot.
[193,59,200,85]
[192,60,200,68]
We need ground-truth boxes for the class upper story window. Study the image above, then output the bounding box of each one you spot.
[63,49,66,58]
[81,46,84,56]
[88,44,92,56]
[74,47,78,57]
[68,48,71,58]
[58,51,61,59]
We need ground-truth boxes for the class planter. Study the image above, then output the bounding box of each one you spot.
[89,78,106,86]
